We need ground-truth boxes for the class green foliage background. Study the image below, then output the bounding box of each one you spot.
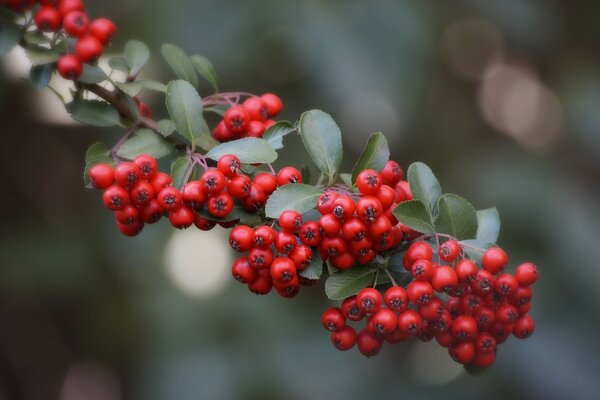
[1,0,599,399]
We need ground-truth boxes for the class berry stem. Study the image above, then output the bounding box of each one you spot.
[383,269,398,286]
[110,123,140,161]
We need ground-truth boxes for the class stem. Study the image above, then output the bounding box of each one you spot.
[111,123,140,161]
[384,269,398,286]
[267,163,276,174]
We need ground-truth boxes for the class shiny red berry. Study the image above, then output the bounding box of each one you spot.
[321,307,346,332]
[89,18,116,45]
[57,54,82,79]
[356,169,382,195]
[260,93,283,117]
[216,154,241,178]
[88,163,114,189]
[276,166,302,186]
[438,239,461,262]
[75,35,103,63]
[224,106,250,134]
[356,288,382,314]
[34,6,62,32]
[515,262,538,286]
[482,247,508,274]
[63,11,89,37]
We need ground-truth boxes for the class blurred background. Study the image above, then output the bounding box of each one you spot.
[1,0,600,399]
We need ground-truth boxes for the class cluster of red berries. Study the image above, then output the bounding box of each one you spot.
[212,94,283,142]
[3,0,117,80]
[321,241,537,368]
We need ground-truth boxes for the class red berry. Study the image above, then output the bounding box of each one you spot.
[321,307,346,332]
[216,154,241,178]
[168,206,194,229]
[88,163,114,189]
[404,241,433,270]
[231,257,258,284]
[455,259,478,281]
[330,252,356,270]
[419,297,444,321]
[356,196,383,223]
[274,231,297,254]
[260,93,283,116]
[397,309,422,333]
[116,219,143,237]
[298,221,322,247]
[132,154,157,180]
[496,304,519,324]
[242,96,268,121]
[227,174,252,199]
[330,326,357,351]
[212,120,235,142]
[407,280,434,305]
[449,341,476,364]
[102,185,129,210]
[318,214,342,237]
[356,169,382,195]
[495,273,518,295]
[471,269,495,295]
[89,18,116,45]
[279,210,303,233]
[57,54,83,79]
[200,169,227,195]
[515,262,538,286]
[341,218,368,242]
[140,200,163,224]
[181,181,207,209]
[356,288,382,314]
[34,6,62,31]
[224,106,250,134]
[332,195,355,221]
[357,330,383,357]
[75,35,103,63]
[248,247,274,270]
[115,204,139,225]
[245,121,267,138]
[470,350,496,368]
[376,185,396,209]
[317,191,338,215]
[247,269,273,295]
[410,259,434,281]
[63,11,89,37]
[157,187,182,211]
[129,181,154,207]
[58,0,84,16]
[320,236,348,258]
[341,296,365,322]
[451,315,478,341]
[380,161,403,185]
[114,162,141,188]
[510,285,533,306]
[253,225,275,248]
[253,173,277,195]
[475,307,496,331]
[475,332,497,353]
[289,245,313,270]
[430,265,459,293]
[438,239,461,262]
[241,184,266,212]
[276,166,302,186]
[513,314,535,339]
[371,309,397,334]
[270,257,297,283]
[229,226,255,252]
[482,247,508,274]
[193,215,216,231]
[384,286,408,312]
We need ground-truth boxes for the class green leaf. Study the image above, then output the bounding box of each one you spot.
[165,80,207,144]
[262,121,295,151]
[325,267,377,300]
[83,142,113,187]
[23,30,48,45]
[476,208,500,243]
[25,45,60,65]
[69,99,121,127]
[195,203,262,224]
[435,194,478,240]
[191,54,219,91]
[393,200,435,234]
[109,57,130,74]
[29,64,53,91]
[115,80,167,97]
[300,165,312,185]
[170,156,192,190]
[460,240,494,264]
[0,19,22,56]
[194,133,219,152]
[77,64,108,84]
[339,173,352,186]
[124,40,150,76]
[205,137,277,164]
[351,132,389,183]
[407,162,442,217]
[157,119,175,137]
[298,110,343,180]
[116,129,175,160]
[298,251,323,280]
[161,44,198,87]
[264,184,322,219]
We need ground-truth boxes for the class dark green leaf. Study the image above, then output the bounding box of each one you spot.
[23,30,48,45]
[300,165,312,185]
[407,162,442,217]
[25,45,60,65]
[435,194,478,240]
[298,110,343,180]
[69,99,121,127]
[325,267,377,300]
[205,137,277,164]
[393,200,435,234]
[0,19,22,56]
[191,54,219,91]
[29,64,53,91]
[262,121,295,151]
[83,142,113,187]
[124,40,150,76]
[161,44,198,87]
[464,364,490,376]
[157,119,175,137]
[476,208,500,243]
[460,240,494,264]
[109,57,130,74]
[298,251,323,280]
[351,132,389,183]
[77,64,108,84]
[265,184,322,218]
[170,156,192,190]
[115,80,167,97]
[116,129,175,160]
[165,80,207,144]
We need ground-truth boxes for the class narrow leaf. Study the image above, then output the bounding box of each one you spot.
[351,132,390,183]
[407,162,442,217]
[165,80,206,144]
[109,57,130,74]
[435,194,478,240]
[262,121,295,151]
[298,251,323,280]
[264,184,322,218]
[0,19,22,56]
[23,30,48,46]
[460,240,494,264]
[157,119,175,137]
[205,137,277,164]
[476,208,500,243]
[25,45,60,65]
[69,99,121,127]
[116,129,175,160]
[393,200,435,234]
[77,64,108,84]
[325,267,377,300]
[124,40,150,76]
[339,173,352,186]
[29,64,53,91]
[191,54,219,91]
[170,156,192,190]
[161,44,198,87]
[83,142,113,187]
[299,110,343,179]
[116,80,167,97]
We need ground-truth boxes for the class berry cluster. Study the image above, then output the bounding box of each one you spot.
[212,94,283,142]
[322,241,537,368]
[4,0,117,80]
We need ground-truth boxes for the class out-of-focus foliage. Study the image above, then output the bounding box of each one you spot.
[1,0,599,399]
